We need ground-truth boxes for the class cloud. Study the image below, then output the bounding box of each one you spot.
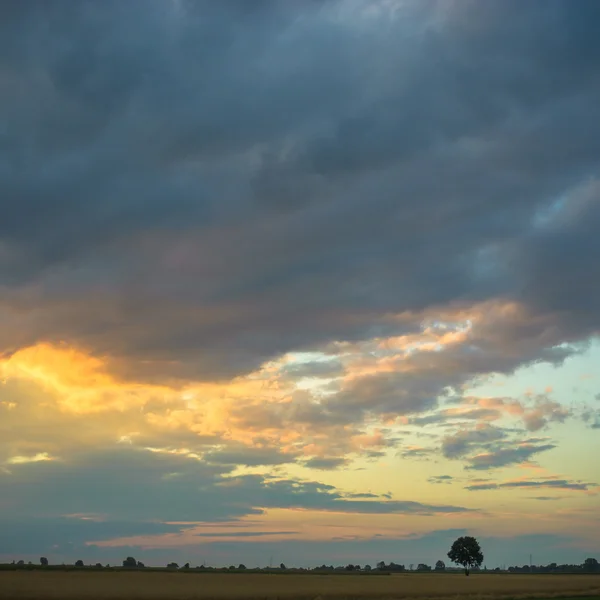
[521,397,571,431]
[428,475,454,484]
[303,457,350,470]
[528,496,561,501]
[280,359,345,380]
[0,517,182,555]
[1,446,474,528]
[0,0,599,388]
[0,0,592,467]
[466,443,557,471]
[581,407,600,429]
[201,444,295,467]
[1,0,600,565]
[442,424,507,459]
[465,477,596,492]
[399,446,435,460]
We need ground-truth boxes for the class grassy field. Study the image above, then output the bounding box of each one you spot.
[0,571,598,600]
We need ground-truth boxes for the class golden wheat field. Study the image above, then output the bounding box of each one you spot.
[0,572,598,600]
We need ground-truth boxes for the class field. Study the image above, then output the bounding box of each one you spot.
[0,572,598,600]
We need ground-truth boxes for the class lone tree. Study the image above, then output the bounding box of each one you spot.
[583,558,599,572]
[435,560,446,571]
[40,557,49,566]
[448,536,483,576]
[122,556,137,568]
[75,560,84,568]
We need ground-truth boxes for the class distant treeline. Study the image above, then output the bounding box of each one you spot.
[506,558,599,574]
[1,556,598,574]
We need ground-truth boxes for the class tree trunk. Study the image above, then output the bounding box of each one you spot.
[465,568,470,576]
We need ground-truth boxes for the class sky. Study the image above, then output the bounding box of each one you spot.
[1,0,599,569]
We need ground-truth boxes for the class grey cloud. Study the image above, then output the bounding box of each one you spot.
[522,397,571,431]
[326,371,440,421]
[410,408,502,427]
[428,475,453,484]
[0,517,181,555]
[1,447,473,525]
[442,425,507,459]
[303,457,349,470]
[202,444,295,467]
[466,443,557,471]
[280,359,345,380]
[399,447,435,460]
[528,496,561,501]
[343,492,380,499]
[465,478,595,492]
[581,408,600,429]
[1,0,600,386]
[464,483,497,491]
[251,476,475,515]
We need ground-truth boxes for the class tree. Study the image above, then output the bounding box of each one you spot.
[417,563,431,572]
[583,558,599,572]
[364,564,372,571]
[447,536,483,576]
[40,557,49,566]
[75,560,84,567]
[137,561,145,568]
[280,563,286,570]
[238,564,246,570]
[122,557,137,568]
[435,560,445,571]
[167,562,179,569]
[376,561,386,570]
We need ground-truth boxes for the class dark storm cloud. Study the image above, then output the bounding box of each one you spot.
[1,0,600,385]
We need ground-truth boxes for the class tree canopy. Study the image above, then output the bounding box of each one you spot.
[448,536,484,576]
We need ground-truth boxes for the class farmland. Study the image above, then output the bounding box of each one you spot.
[0,571,598,600]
